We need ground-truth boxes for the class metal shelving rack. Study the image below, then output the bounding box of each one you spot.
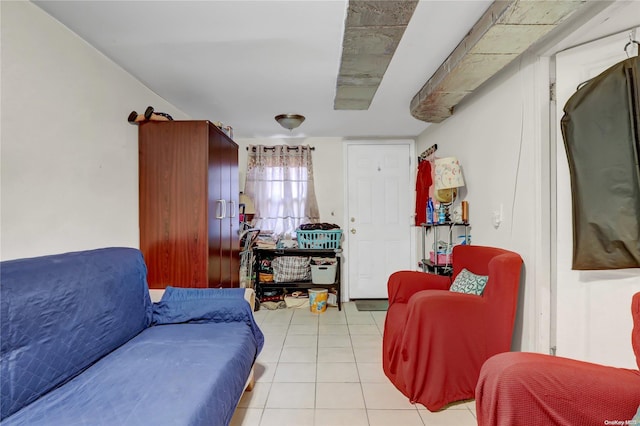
[419,222,470,275]
[254,248,343,311]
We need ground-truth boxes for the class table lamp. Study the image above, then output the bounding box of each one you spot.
[434,157,465,223]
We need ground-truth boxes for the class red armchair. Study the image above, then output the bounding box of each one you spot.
[475,292,640,426]
[382,245,523,411]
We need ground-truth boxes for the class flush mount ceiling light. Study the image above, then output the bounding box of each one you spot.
[275,114,305,131]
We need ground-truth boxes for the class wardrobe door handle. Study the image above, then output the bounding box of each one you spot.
[228,201,236,218]
[216,199,226,219]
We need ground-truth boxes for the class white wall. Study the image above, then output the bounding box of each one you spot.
[415,53,550,354]
[0,2,347,264]
[235,137,346,230]
[1,1,188,260]
[414,2,640,366]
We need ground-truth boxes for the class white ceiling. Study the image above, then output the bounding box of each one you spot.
[33,0,493,139]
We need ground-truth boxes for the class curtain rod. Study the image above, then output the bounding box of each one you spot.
[246,146,315,151]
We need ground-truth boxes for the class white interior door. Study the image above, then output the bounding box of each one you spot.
[554,28,640,367]
[346,141,413,299]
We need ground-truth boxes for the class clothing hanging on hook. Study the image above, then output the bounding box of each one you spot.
[560,53,640,270]
[415,144,437,225]
[415,159,433,225]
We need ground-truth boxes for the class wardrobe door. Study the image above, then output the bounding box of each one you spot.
[229,141,240,286]
[207,124,224,287]
[139,121,209,288]
[207,126,239,288]
[223,135,240,287]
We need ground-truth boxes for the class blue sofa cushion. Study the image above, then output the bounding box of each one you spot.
[0,248,152,420]
[1,323,258,426]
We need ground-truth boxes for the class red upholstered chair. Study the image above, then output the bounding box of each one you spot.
[475,292,640,426]
[382,245,523,412]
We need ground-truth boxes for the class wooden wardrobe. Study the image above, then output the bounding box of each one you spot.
[138,120,239,288]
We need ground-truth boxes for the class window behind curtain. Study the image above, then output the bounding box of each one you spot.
[244,145,320,236]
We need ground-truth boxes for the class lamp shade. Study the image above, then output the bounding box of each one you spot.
[239,193,255,214]
[434,157,465,190]
[275,114,305,130]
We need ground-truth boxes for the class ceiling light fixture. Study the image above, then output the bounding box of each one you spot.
[275,114,305,131]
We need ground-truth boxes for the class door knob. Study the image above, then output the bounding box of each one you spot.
[350,228,356,234]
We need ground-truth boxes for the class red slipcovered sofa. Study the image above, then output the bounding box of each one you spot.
[476,292,640,425]
[382,245,523,411]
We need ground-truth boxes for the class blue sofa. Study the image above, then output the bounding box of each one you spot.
[0,247,264,426]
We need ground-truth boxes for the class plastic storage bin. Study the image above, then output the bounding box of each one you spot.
[311,263,337,284]
[297,230,342,249]
[429,251,453,265]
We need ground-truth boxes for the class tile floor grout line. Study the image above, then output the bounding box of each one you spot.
[265,309,292,414]
[315,311,319,412]
[349,314,372,424]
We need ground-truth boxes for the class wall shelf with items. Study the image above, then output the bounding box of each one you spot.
[419,222,470,276]
[254,248,342,311]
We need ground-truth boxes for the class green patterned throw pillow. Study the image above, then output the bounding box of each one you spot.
[450,268,489,296]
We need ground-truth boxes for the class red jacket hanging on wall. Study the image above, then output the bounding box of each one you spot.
[414,160,432,226]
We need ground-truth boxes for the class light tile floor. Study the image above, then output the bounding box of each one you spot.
[231,302,477,426]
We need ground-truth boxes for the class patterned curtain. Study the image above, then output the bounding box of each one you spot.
[244,145,320,236]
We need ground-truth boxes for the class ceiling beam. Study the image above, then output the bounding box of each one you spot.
[410,0,588,123]
[334,0,419,110]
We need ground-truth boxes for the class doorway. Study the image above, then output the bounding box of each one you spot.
[344,141,414,300]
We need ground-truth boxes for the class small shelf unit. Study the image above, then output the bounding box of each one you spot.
[420,222,470,276]
[254,248,342,311]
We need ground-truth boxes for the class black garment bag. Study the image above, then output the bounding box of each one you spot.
[561,55,640,270]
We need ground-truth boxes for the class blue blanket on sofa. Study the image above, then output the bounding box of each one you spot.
[2,323,259,426]
[152,286,264,354]
[0,248,264,426]
[0,248,152,420]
